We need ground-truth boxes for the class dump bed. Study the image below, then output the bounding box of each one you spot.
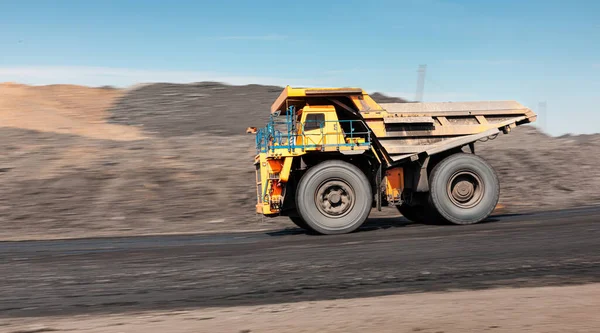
[366,101,537,162]
[269,86,536,165]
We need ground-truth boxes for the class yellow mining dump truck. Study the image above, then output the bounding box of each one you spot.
[253,86,536,234]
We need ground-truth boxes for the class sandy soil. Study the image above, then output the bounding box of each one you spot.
[3,284,599,333]
[0,82,142,140]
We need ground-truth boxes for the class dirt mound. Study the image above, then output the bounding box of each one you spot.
[370,92,409,103]
[0,127,266,240]
[478,126,600,211]
[1,124,599,240]
[108,82,407,137]
[558,133,600,145]
[0,83,142,140]
[1,81,599,240]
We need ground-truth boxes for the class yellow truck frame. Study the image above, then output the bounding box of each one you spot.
[254,86,536,235]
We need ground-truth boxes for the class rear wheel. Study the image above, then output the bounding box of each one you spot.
[396,204,426,223]
[296,160,372,235]
[396,196,443,225]
[429,153,500,225]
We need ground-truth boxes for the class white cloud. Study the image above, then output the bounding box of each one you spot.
[0,66,315,88]
[593,63,600,69]
[211,34,287,41]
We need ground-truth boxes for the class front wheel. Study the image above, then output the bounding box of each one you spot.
[296,160,372,235]
[288,215,313,231]
[429,153,500,225]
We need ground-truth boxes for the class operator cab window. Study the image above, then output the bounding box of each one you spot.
[304,113,325,131]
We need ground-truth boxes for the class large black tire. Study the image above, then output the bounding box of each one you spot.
[288,215,313,231]
[296,160,372,235]
[396,199,444,225]
[429,153,500,225]
[396,204,426,223]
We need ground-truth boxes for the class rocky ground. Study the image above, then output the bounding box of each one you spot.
[0,82,599,240]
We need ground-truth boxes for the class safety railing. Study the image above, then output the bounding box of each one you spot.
[256,106,372,154]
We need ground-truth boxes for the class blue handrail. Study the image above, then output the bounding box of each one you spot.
[256,106,372,154]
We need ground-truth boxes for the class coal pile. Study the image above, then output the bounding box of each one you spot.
[108,82,407,137]
[478,126,600,212]
[370,92,409,103]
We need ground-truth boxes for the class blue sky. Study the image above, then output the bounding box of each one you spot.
[1,0,599,135]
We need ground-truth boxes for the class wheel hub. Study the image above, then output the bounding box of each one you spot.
[447,171,484,209]
[315,180,354,217]
[328,191,342,204]
[453,180,474,201]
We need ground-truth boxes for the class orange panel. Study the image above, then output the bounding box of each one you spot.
[386,167,404,189]
[385,167,404,202]
[267,159,284,173]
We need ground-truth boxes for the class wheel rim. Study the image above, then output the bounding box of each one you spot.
[314,179,355,218]
[446,170,484,209]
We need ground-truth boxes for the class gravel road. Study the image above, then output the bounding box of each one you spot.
[2,206,599,318]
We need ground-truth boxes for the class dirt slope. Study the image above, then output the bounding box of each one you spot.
[0,82,142,140]
[0,128,262,240]
[478,126,600,211]
[0,82,598,240]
